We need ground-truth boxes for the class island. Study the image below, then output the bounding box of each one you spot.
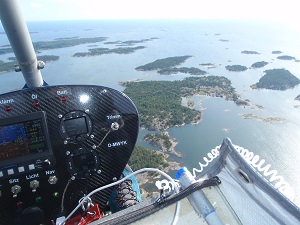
[251,61,268,68]
[121,76,248,130]
[200,63,218,69]
[54,36,79,40]
[241,50,260,54]
[219,39,229,42]
[272,51,283,54]
[241,113,285,123]
[135,55,192,71]
[251,69,300,90]
[157,67,207,75]
[73,46,146,57]
[0,37,107,55]
[277,55,296,60]
[225,65,248,72]
[0,55,59,73]
[104,38,158,46]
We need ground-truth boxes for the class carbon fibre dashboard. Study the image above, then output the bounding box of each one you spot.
[0,85,139,225]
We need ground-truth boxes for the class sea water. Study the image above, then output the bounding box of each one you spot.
[1,19,300,205]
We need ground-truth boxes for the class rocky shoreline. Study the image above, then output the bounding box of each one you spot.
[143,132,183,158]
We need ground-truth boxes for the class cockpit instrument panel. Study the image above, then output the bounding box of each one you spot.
[0,85,139,225]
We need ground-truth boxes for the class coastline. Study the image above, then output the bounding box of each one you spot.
[144,131,183,158]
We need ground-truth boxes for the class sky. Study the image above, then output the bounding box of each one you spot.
[17,0,300,24]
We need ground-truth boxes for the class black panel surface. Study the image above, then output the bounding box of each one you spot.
[0,85,139,225]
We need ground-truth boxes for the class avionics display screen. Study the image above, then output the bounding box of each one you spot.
[64,117,88,136]
[0,114,49,162]
[73,152,95,173]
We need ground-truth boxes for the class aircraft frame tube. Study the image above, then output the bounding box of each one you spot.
[177,167,225,225]
[0,0,43,88]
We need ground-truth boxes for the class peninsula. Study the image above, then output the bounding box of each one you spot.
[122,76,248,130]
[225,65,248,72]
[251,61,268,68]
[135,55,192,71]
[251,69,300,90]
[73,46,145,57]
[144,132,182,157]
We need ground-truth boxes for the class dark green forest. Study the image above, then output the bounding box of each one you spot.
[123,76,242,130]
[128,145,168,171]
[251,61,268,68]
[73,46,145,57]
[0,37,107,55]
[135,55,192,71]
[144,133,173,150]
[225,65,248,72]
[251,69,300,90]
[158,67,207,75]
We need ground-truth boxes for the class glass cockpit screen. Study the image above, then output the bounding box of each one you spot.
[0,112,50,162]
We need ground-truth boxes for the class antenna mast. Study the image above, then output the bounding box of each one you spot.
[0,0,44,88]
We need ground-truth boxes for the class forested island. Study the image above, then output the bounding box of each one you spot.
[73,46,145,57]
[251,61,268,68]
[241,50,260,54]
[104,38,158,46]
[277,55,296,60]
[272,51,283,54]
[135,55,192,71]
[0,37,107,55]
[0,55,59,73]
[157,67,207,75]
[225,65,248,72]
[122,76,247,130]
[200,63,218,69]
[251,69,300,90]
[54,36,79,40]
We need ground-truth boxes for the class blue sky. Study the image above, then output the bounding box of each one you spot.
[18,0,299,24]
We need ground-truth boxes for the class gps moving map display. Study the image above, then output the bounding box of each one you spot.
[0,119,46,161]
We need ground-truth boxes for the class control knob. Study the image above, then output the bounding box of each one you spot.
[30,180,39,192]
[11,185,21,198]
